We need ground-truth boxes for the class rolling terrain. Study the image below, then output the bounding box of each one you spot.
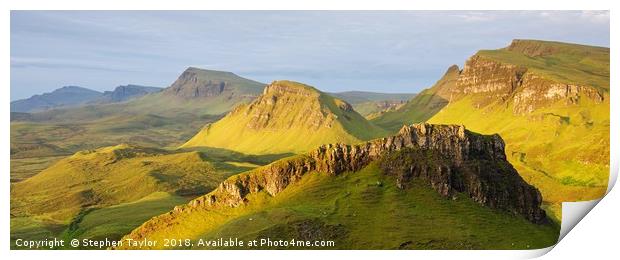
[182,80,387,154]
[10,68,266,182]
[9,144,274,248]
[118,124,559,250]
[372,40,610,218]
[330,91,415,118]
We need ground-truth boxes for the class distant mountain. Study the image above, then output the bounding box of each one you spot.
[163,67,264,99]
[181,80,387,154]
[330,91,415,104]
[372,39,610,219]
[10,84,162,113]
[11,86,102,112]
[98,84,162,103]
[330,91,415,117]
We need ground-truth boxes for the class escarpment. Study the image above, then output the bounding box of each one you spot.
[454,54,605,114]
[127,123,545,243]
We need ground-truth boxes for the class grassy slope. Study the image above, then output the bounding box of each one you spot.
[10,145,276,249]
[371,66,459,131]
[71,192,188,242]
[428,96,609,209]
[124,163,558,250]
[330,91,415,117]
[10,68,266,181]
[182,81,387,155]
[371,41,609,220]
[478,40,610,92]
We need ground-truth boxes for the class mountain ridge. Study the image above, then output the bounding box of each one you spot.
[181,80,387,154]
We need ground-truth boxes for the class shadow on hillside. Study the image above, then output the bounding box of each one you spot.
[177,146,294,166]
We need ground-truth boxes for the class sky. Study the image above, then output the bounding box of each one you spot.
[10,11,610,101]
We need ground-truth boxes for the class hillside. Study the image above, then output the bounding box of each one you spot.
[330,91,415,117]
[98,84,162,103]
[10,68,266,182]
[371,65,460,131]
[372,40,610,218]
[181,80,387,154]
[10,144,242,247]
[11,86,102,112]
[118,124,559,250]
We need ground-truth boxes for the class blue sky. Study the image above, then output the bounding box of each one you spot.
[10,11,609,101]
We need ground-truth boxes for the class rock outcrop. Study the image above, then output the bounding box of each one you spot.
[447,39,608,114]
[163,67,264,99]
[144,124,546,233]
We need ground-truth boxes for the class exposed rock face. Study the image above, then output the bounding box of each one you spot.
[163,67,264,99]
[160,124,545,226]
[242,81,337,130]
[453,54,604,114]
[164,68,230,98]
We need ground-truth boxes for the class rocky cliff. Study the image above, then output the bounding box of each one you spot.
[163,67,264,99]
[126,123,545,244]
[450,40,608,114]
[454,54,605,114]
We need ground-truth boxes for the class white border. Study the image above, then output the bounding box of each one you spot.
[1,1,616,259]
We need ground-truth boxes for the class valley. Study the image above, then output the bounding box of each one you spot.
[10,39,609,250]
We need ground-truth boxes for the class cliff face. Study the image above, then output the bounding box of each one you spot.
[241,81,337,130]
[163,67,264,99]
[454,54,605,114]
[130,124,545,242]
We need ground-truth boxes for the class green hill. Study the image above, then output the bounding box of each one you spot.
[330,91,415,117]
[182,80,387,154]
[372,40,610,219]
[10,144,242,247]
[118,124,559,250]
[10,68,266,182]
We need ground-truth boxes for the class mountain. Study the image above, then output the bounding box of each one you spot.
[330,91,415,117]
[163,67,264,99]
[98,84,162,103]
[118,124,559,250]
[10,68,267,181]
[371,65,459,130]
[181,80,387,154]
[372,40,610,218]
[11,86,102,112]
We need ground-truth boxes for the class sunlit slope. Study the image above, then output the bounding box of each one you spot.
[428,96,609,204]
[478,39,609,92]
[10,144,226,222]
[371,65,459,131]
[182,80,387,154]
[121,163,557,250]
[119,124,559,250]
[425,40,610,206]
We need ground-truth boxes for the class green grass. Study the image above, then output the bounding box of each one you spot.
[119,163,559,250]
[182,81,387,154]
[371,65,459,131]
[71,192,188,243]
[477,39,609,92]
[427,95,609,217]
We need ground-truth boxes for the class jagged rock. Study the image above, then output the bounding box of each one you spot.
[448,43,605,114]
[177,123,546,224]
